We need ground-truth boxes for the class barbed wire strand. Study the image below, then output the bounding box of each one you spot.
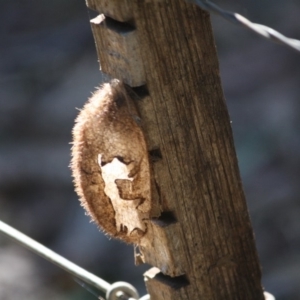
[0,220,141,300]
[187,0,300,52]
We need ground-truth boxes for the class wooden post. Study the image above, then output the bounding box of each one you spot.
[85,0,264,299]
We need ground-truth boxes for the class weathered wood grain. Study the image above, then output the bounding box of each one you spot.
[86,0,264,299]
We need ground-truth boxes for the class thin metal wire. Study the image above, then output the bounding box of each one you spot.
[0,220,143,300]
[0,220,110,293]
[187,0,300,52]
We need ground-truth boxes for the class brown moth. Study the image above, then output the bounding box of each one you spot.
[71,80,151,243]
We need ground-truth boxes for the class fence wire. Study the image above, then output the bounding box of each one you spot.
[187,0,300,52]
[0,220,144,300]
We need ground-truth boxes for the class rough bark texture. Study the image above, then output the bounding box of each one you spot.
[85,0,264,299]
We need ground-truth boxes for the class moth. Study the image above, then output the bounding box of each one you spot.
[71,80,151,244]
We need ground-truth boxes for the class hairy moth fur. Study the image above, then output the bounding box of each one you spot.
[71,80,151,243]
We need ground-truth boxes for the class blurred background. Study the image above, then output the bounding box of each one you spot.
[0,0,299,299]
